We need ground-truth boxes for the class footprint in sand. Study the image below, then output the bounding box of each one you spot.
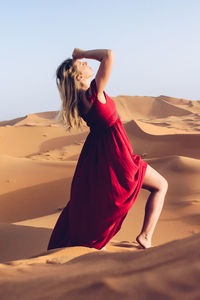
[191,200,200,205]
[110,240,140,250]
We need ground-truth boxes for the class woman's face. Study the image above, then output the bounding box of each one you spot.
[74,60,94,80]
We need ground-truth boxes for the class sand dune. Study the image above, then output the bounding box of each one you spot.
[0,222,51,263]
[0,94,200,298]
[124,120,200,159]
[115,95,200,134]
[0,155,75,222]
[114,94,194,120]
[157,95,200,114]
[0,233,200,299]
[0,116,27,127]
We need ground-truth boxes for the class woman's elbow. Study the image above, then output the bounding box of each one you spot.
[106,49,114,61]
[107,49,114,57]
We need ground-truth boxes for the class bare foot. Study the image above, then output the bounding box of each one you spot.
[136,233,152,249]
[101,246,107,251]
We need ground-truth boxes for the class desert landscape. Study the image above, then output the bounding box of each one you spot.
[0,94,200,299]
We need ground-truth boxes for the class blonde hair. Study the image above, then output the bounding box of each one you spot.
[56,58,86,131]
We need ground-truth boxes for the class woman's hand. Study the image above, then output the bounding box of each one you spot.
[72,48,85,60]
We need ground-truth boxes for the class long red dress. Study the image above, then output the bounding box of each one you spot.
[47,79,148,250]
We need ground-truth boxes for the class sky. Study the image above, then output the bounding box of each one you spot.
[0,0,200,121]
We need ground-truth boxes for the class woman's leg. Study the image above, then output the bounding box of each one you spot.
[136,164,168,248]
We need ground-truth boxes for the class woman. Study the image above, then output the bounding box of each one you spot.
[47,48,168,251]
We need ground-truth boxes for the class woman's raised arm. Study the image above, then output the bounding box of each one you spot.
[72,48,114,99]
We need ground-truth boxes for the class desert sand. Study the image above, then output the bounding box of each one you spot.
[0,95,200,299]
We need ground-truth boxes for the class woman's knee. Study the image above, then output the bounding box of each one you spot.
[149,176,168,193]
[159,177,168,193]
[142,164,168,193]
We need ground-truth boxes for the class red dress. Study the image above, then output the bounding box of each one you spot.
[47,79,148,250]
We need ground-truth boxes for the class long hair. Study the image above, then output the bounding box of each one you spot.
[56,58,86,131]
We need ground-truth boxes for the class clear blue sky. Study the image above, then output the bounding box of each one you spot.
[1,0,200,121]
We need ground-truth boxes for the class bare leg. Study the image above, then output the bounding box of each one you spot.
[136,164,168,249]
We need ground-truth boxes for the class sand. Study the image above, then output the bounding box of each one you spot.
[0,95,200,298]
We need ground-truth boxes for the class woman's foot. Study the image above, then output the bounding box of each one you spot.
[136,233,152,249]
[101,246,107,251]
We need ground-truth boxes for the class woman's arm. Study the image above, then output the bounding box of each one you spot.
[72,48,114,99]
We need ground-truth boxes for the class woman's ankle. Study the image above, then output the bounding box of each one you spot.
[136,232,152,248]
[139,231,152,240]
